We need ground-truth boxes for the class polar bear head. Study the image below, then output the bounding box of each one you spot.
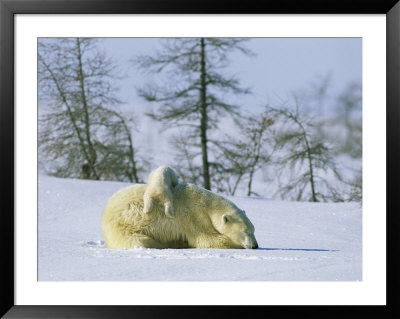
[175,183,258,249]
[213,208,258,249]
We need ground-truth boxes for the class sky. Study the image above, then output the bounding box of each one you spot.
[38,37,362,176]
[96,37,362,115]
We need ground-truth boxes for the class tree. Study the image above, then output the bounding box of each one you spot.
[327,168,362,203]
[39,38,144,182]
[335,82,362,158]
[171,132,202,185]
[266,104,339,202]
[212,112,274,196]
[136,38,252,190]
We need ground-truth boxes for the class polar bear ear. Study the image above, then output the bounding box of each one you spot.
[222,214,231,223]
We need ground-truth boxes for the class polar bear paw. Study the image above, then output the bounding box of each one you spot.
[143,196,153,214]
[164,202,174,218]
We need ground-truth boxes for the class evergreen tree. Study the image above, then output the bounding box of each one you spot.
[39,38,143,182]
[136,38,252,190]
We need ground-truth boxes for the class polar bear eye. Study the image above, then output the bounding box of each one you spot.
[222,214,230,223]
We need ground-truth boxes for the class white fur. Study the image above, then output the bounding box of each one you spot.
[143,165,179,218]
[102,182,258,249]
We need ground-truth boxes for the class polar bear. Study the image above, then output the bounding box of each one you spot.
[143,165,179,218]
[102,182,258,249]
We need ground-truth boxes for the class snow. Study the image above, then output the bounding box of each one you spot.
[38,175,362,281]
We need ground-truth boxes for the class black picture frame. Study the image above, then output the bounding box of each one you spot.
[1,0,399,318]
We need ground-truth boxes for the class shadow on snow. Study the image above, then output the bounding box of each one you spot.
[258,247,339,252]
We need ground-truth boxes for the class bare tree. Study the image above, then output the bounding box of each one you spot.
[135,38,252,190]
[265,104,340,202]
[39,38,144,182]
[326,168,362,203]
[171,132,202,185]
[212,113,274,196]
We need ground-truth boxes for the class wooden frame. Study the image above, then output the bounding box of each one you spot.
[1,0,398,317]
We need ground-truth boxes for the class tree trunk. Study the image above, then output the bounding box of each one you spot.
[247,130,262,196]
[122,119,139,183]
[295,116,317,202]
[304,136,317,202]
[200,38,211,190]
[232,173,243,196]
[247,167,255,197]
[76,38,99,180]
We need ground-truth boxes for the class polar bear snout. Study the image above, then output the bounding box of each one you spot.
[242,233,258,249]
[244,242,258,249]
